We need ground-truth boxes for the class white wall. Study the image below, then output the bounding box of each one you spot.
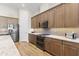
[40,3,61,13]
[19,9,31,42]
[30,8,40,17]
[0,4,18,18]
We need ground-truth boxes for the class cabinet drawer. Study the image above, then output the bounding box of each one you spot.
[51,38,63,44]
[63,41,79,48]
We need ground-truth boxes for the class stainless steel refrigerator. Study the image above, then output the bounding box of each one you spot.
[8,24,19,42]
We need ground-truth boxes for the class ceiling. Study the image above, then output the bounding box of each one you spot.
[0,3,56,16]
[0,3,42,11]
[0,3,43,16]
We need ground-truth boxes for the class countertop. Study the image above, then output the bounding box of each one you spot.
[0,35,20,56]
[30,33,42,35]
[30,33,79,44]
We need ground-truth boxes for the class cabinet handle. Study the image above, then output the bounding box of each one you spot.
[39,23,40,27]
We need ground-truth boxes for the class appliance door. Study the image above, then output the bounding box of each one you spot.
[42,21,48,28]
[36,36,45,50]
[11,29,19,42]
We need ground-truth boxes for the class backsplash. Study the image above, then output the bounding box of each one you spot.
[31,28,79,32]
[31,28,79,37]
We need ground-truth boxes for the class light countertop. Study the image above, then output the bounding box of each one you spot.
[45,35,79,43]
[30,33,79,43]
[0,35,20,56]
[30,33,42,35]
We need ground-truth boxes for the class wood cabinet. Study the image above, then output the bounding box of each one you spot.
[29,34,79,56]
[40,11,48,28]
[0,16,18,28]
[63,41,77,56]
[8,18,18,24]
[31,11,49,28]
[64,4,79,27]
[53,3,79,28]
[44,38,51,53]
[31,17,37,28]
[48,9,55,28]
[36,15,40,28]
[44,38,63,56]
[76,47,79,55]
[31,3,79,28]
[31,15,40,28]
[0,16,18,24]
[54,4,65,28]
[44,37,79,56]
[0,17,7,24]
[50,39,63,56]
[63,41,79,56]
[29,34,37,45]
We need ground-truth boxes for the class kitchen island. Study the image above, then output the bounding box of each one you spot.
[0,35,20,56]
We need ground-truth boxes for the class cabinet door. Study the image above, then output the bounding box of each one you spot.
[31,15,40,28]
[36,15,40,28]
[48,9,55,28]
[31,17,36,28]
[0,17,8,28]
[64,3,79,27]
[50,39,63,56]
[8,18,18,24]
[29,34,36,45]
[44,38,51,53]
[76,49,79,56]
[40,11,48,28]
[63,41,77,56]
[54,4,65,28]
[0,17,8,24]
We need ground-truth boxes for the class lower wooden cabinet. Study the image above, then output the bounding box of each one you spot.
[44,37,79,56]
[44,38,51,53]
[29,34,37,45]
[29,34,79,56]
[63,41,77,56]
[50,39,63,56]
[44,38,63,56]
[76,49,79,55]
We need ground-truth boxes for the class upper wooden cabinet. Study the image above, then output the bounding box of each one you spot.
[31,17,36,28]
[31,3,79,28]
[40,11,48,28]
[36,15,40,28]
[8,18,18,24]
[48,8,55,28]
[0,17,8,24]
[0,16,18,28]
[31,15,39,28]
[64,4,79,27]
[54,4,65,28]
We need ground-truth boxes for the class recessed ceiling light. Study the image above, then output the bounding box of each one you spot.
[22,4,25,7]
